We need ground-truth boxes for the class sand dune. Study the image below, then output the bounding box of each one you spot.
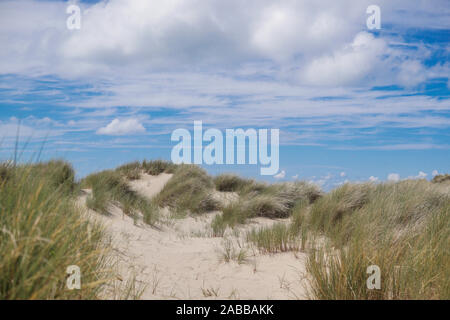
[80,173,309,299]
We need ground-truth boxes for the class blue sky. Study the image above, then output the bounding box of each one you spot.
[0,0,449,189]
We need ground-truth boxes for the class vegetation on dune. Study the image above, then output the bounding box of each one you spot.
[0,161,109,299]
[142,159,177,175]
[116,159,177,180]
[243,179,449,299]
[213,174,255,192]
[153,164,221,215]
[212,181,321,236]
[81,169,158,225]
[432,173,450,184]
[246,199,310,253]
[303,180,450,300]
[3,156,448,300]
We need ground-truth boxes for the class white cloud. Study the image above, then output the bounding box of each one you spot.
[416,171,427,179]
[369,176,379,182]
[0,0,444,89]
[397,60,427,87]
[96,118,146,136]
[274,170,286,179]
[432,170,439,176]
[292,174,299,179]
[302,32,388,86]
[340,171,346,177]
[0,0,448,153]
[387,173,400,182]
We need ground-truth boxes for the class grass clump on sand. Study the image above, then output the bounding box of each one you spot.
[116,159,177,180]
[247,223,299,254]
[212,182,321,236]
[142,159,177,175]
[153,164,221,215]
[432,173,450,184]
[213,174,255,192]
[82,169,158,225]
[304,180,450,300]
[246,199,310,253]
[116,161,142,180]
[0,160,109,299]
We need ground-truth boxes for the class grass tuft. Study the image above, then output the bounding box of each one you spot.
[82,169,159,225]
[212,181,321,235]
[0,161,109,299]
[153,164,220,215]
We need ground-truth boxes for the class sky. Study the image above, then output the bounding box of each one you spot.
[0,0,449,189]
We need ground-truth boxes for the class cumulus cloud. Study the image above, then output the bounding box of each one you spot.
[0,0,448,154]
[340,171,346,177]
[292,174,299,179]
[432,170,439,176]
[96,118,146,135]
[274,170,286,179]
[302,32,388,86]
[369,176,379,182]
[0,0,443,88]
[387,173,400,182]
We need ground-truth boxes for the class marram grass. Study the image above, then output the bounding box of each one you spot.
[0,161,109,299]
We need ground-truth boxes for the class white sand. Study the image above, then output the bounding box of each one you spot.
[80,173,309,300]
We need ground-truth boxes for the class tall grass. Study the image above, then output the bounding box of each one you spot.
[304,180,450,299]
[81,169,159,225]
[142,159,177,175]
[213,174,255,192]
[0,161,109,299]
[432,173,450,183]
[246,200,310,253]
[212,181,321,236]
[116,159,177,180]
[153,164,220,215]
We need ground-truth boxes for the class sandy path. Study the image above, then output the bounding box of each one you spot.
[81,173,309,299]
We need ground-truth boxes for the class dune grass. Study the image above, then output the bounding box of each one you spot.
[304,180,450,299]
[4,155,447,300]
[116,161,142,180]
[247,223,300,253]
[116,159,177,180]
[0,160,110,299]
[142,159,177,175]
[212,181,321,236]
[219,238,249,264]
[246,199,310,253]
[153,164,221,215]
[82,169,158,225]
[213,174,255,192]
[83,159,178,224]
[432,173,450,183]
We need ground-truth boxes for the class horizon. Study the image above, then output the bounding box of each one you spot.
[0,0,449,190]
